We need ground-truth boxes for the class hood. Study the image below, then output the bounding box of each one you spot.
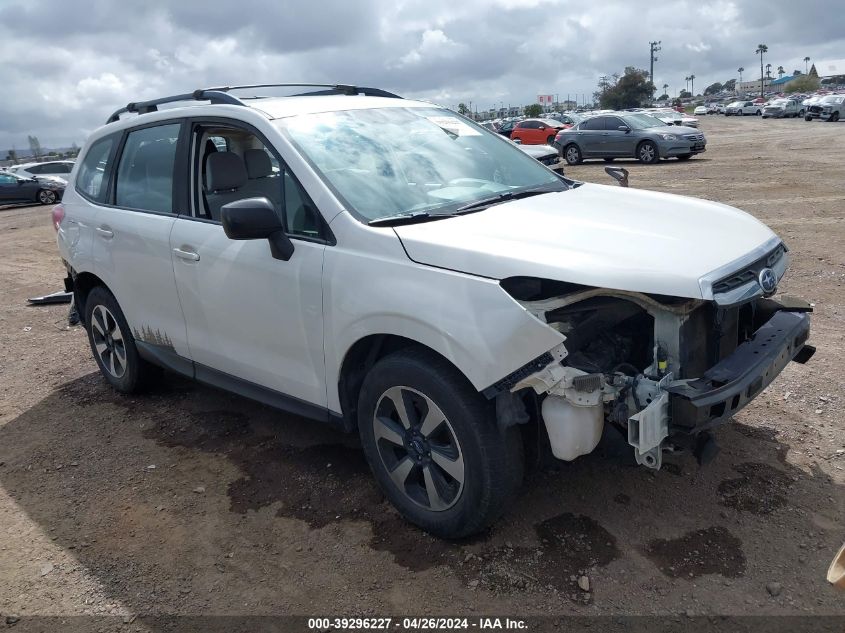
[394,183,777,300]
[518,144,558,159]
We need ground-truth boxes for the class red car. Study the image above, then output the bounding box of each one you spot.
[510,118,569,145]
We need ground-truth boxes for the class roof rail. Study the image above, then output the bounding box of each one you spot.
[106,90,244,124]
[105,83,402,124]
[206,83,403,99]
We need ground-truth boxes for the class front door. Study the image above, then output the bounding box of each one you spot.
[168,119,328,408]
[602,116,636,155]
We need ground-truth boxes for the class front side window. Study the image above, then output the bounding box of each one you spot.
[580,117,603,130]
[0,174,15,184]
[115,123,180,213]
[76,135,116,203]
[276,107,563,223]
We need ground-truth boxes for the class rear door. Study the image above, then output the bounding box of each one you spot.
[577,117,607,156]
[89,120,191,363]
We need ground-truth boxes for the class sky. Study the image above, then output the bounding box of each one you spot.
[1,0,844,149]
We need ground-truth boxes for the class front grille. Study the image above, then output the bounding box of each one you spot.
[684,133,705,142]
[712,244,786,295]
[540,155,558,165]
[809,105,823,113]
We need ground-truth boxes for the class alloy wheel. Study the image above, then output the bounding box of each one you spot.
[38,190,57,205]
[372,386,464,511]
[639,143,656,163]
[90,304,127,378]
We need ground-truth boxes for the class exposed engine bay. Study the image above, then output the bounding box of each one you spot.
[495,276,814,470]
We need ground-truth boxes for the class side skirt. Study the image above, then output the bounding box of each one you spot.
[135,341,348,430]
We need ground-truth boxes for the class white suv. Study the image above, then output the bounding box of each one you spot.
[55,84,814,538]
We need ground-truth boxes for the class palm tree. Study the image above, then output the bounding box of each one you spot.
[738,67,744,86]
[777,65,785,78]
[804,56,811,74]
[684,76,690,93]
[765,63,772,79]
[689,74,696,96]
[756,44,768,98]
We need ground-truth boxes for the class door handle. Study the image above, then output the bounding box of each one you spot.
[173,247,200,262]
[95,226,114,239]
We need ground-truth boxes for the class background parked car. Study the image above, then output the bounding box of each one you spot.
[9,160,75,184]
[762,99,802,118]
[510,118,569,145]
[725,101,762,116]
[693,105,708,115]
[806,94,845,122]
[497,119,517,137]
[556,112,705,165]
[0,171,65,205]
[514,142,565,173]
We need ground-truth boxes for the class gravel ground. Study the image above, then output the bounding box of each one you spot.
[0,115,843,624]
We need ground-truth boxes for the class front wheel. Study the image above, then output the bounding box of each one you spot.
[84,286,159,393]
[637,140,659,164]
[805,115,812,121]
[756,110,761,116]
[357,349,523,538]
[546,135,555,145]
[831,112,840,122]
[37,189,57,205]
[564,144,583,165]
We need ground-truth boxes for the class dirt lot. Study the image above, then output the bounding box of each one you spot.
[0,115,843,625]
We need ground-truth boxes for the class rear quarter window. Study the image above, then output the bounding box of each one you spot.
[76,135,118,203]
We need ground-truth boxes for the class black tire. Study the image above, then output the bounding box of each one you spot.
[357,348,523,538]
[546,135,555,145]
[799,109,805,116]
[84,286,159,393]
[762,115,768,119]
[563,144,582,165]
[756,110,761,116]
[37,189,57,205]
[603,157,615,162]
[637,140,659,164]
[805,115,812,122]
[677,154,692,161]
[831,112,840,122]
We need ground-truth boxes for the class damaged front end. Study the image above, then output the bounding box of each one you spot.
[487,249,815,470]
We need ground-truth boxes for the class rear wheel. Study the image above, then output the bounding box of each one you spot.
[84,286,159,393]
[357,349,523,538]
[37,189,57,205]
[637,140,659,164]
[564,144,582,165]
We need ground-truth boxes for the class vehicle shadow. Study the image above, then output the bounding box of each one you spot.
[1,371,843,618]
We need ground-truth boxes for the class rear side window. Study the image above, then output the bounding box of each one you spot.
[27,164,43,174]
[115,123,181,213]
[581,117,604,130]
[76,136,116,203]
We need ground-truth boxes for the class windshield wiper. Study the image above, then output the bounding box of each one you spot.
[454,185,561,213]
[368,210,455,227]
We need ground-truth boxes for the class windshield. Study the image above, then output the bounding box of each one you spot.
[823,95,844,103]
[625,113,664,129]
[276,107,564,222]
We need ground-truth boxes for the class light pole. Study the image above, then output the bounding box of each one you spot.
[756,44,768,98]
[649,40,661,97]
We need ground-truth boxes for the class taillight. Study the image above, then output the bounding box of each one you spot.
[52,203,65,232]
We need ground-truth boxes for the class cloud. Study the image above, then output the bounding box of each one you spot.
[0,0,843,148]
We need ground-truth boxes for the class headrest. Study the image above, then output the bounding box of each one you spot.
[206,152,247,192]
[134,142,173,179]
[244,149,272,179]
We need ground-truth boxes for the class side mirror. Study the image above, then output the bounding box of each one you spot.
[221,197,294,261]
[512,138,522,144]
[618,125,630,132]
[538,125,546,130]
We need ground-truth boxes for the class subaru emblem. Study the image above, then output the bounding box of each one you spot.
[758,267,777,295]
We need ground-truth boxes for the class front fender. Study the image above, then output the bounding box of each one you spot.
[322,218,565,413]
